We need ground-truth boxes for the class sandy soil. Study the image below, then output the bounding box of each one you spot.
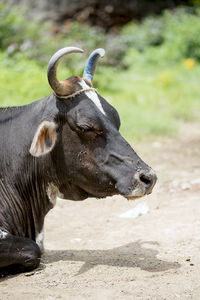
[0,121,200,300]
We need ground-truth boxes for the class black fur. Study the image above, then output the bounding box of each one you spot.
[0,84,156,275]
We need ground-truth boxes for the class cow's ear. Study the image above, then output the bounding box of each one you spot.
[30,121,57,157]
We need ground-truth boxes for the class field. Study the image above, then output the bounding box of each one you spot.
[1,5,200,139]
[1,51,200,140]
[0,120,200,300]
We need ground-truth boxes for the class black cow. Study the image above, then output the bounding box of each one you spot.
[0,47,157,275]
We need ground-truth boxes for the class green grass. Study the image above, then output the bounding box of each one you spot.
[0,51,200,140]
[98,62,200,139]
[0,52,73,106]
[1,4,200,140]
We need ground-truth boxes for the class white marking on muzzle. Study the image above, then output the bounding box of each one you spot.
[0,229,8,239]
[79,80,106,115]
[125,168,157,199]
[36,228,44,253]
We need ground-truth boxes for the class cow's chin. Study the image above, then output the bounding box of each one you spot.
[123,185,150,200]
[61,185,114,201]
[124,195,143,200]
[61,182,150,201]
[59,183,89,201]
[72,183,117,200]
[71,187,148,201]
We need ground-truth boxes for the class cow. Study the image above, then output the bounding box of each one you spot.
[0,47,157,276]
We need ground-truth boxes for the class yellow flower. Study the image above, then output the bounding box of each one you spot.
[157,71,175,87]
[184,58,195,69]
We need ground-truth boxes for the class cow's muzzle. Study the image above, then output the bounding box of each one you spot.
[124,169,157,200]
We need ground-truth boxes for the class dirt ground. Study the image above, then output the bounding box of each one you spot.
[1,121,200,300]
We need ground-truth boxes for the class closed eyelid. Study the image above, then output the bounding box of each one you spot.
[76,121,102,132]
[76,121,93,127]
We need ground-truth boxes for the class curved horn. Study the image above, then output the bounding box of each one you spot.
[83,48,105,82]
[47,47,84,96]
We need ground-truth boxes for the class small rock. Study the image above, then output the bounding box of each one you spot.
[186,258,190,262]
[152,142,162,148]
[181,183,191,191]
[120,203,149,219]
[73,238,81,242]
[191,178,200,185]
[24,271,35,276]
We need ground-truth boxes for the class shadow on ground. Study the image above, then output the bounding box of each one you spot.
[44,240,180,275]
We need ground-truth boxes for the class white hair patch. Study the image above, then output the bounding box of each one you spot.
[79,80,106,115]
[0,229,8,239]
[47,182,63,207]
[36,228,44,253]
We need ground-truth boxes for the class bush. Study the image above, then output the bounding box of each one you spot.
[163,8,200,61]
[0,3,106,74]
[1,4,200,139]
[0,3,39,51]
[119,7,200,66]
[2,3,200,70]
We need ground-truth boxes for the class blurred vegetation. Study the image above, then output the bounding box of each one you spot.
[0,3,200,139]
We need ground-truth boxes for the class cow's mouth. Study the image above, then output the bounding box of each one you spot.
[124,195,143,200]
[123,184,153,200]
[78,182,149,200]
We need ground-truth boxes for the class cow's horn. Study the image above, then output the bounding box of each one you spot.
[47,47,84,96]
[83,48,105,82]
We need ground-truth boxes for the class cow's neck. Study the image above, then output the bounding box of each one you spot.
[0,96,59,241]
[0,153,55,241]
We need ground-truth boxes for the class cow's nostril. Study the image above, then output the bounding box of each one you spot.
[133,169,157,195]
[139,173,152,187]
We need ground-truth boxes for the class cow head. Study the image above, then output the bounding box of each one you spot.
[30,47,157,200]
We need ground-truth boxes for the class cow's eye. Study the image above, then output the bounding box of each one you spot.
[77,123,94,132]
[76,122,103,138]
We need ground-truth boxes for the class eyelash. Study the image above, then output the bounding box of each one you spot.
[77,124,93,132]
[77,124,103,136]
